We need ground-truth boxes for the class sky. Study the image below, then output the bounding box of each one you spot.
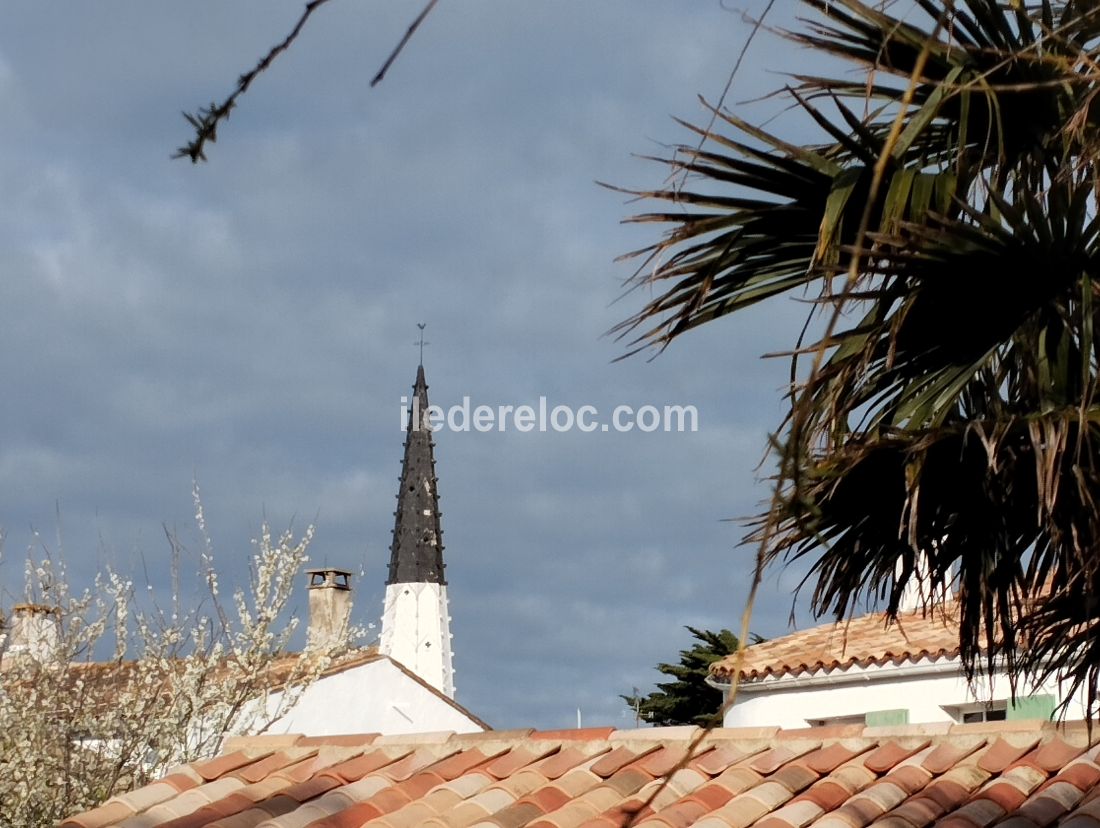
[0,1,837,729]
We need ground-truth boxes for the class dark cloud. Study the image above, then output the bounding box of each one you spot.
[0,1,824,728]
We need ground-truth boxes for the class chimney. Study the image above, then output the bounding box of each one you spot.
[306,568,352,649]
[5,603,60,664]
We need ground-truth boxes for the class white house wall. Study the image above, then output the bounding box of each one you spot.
[263,658,481,736]
[721,660,1087,729]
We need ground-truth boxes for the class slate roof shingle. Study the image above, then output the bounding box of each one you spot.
[60,721,1100,828]
[710,607,963,682]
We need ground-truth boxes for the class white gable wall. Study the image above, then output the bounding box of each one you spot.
[263,658,482,736]
[720,659,1086,729]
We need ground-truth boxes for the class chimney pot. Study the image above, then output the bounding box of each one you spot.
[306,568,353,649]
[5,603,61,664]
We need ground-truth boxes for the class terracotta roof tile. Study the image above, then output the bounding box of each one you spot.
[436,772,494,800]
[296,733,378,748]
[61,723,1100,828]
[883,764,932,794]
[634,747,689,779]
[430,747,505,780]
[160,774,201,793]
[864,741,931,773]
[763,798,825,828]
[1006,765,1054,794]
[591,747,656,778]
[110,782,180,813]
[833,765,878,793]
[804,743,873,775]
[886,795,944,826]
[837,793,889,824]
[745,780,794,810]
[488,769,549,800]
[192,751,269,782]
[1053,762,1100,793]
[921,739,986,774]
[750,745,820,776]
[664,767,708,797]
[695,747,752,776]
[237,776,292,802]
[1032,740,1089,773]
[710,606,962,681]
[797,778,857,812]
[539,748,609,780]
[324,748,410,783]
[978,780,1030,812]
[712,793,771,828]
[1061,818,1100,828]
[61,800,134,828]
[485,746,560,779]
[602,768,654,797]
[532,728,616,742]
[953,798,1007,827]
[1020,793,1076,828]
[1066,796,1100,824]
[237,749,319,783]
[550,769,603,799]
[939,764,993,792]
[978,737,1044,774]
[923,778,975,812]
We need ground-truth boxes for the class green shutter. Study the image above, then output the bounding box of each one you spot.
[1007,695,1055,721]
[865,708,910,726]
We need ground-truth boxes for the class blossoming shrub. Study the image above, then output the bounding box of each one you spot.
[0,489,355,828]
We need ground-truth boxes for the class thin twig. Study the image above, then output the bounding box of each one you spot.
[176,0,444,162]
[175,0,335,163]
[371,0,441,87]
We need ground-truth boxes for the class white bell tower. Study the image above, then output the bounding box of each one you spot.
[379,359,455,698]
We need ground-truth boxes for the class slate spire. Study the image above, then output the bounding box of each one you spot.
[388,364,446,585]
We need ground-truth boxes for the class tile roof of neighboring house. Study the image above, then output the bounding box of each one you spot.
[60,720,1100,828]
[711,606,962,682]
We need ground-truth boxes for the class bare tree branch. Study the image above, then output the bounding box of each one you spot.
[174,0,335,163]
[370,0,441,87]
[175,0,444,163]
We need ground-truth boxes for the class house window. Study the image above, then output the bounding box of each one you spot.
[944,702,1008,723]
[945,695,1054,723]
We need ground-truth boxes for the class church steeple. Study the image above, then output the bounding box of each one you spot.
[379,352,455,698]
[387,364,446,585]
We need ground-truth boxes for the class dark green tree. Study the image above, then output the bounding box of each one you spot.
[620,1,1100,716]
[623,627,750,726]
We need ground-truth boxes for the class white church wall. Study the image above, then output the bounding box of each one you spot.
[263,658,482,736]
[721,660,1079,729]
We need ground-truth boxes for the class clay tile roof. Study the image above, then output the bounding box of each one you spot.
[711,605,963,681]
[61,721,1100,828]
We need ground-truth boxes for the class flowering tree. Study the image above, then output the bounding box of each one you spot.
[0,488,356,828]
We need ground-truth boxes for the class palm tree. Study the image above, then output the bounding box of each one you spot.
[619,1,1100,715]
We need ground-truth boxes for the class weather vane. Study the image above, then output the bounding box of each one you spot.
[415,323,430,365]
